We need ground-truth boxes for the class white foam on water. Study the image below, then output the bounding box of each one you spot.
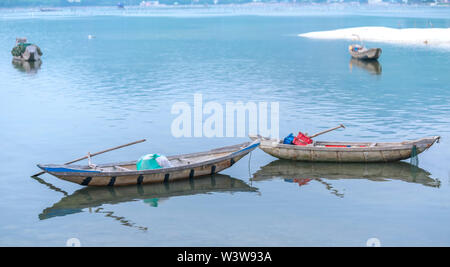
[299,27,450,49]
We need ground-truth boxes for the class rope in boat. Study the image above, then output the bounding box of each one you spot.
[410,145,419,167]
[248,151,253,186]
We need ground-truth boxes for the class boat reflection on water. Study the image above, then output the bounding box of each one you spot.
[349,58,382,75]
[252,160,440,198]
[12,59,42,74]
[36,174,258,231]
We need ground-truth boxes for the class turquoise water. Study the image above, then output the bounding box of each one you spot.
[1,5,450,246]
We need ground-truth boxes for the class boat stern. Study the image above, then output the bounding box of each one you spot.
[408,136,441,156]
[428,135,441,148]
[37,164,53,173]
[373,48,382,59]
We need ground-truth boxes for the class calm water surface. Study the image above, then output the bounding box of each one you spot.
[1,5,450,246]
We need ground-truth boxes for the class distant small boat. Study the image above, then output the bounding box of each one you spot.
[349,44,382,60]
[40,8,61,12]
[38,140,259,186]
[11,38,42,62]
[117,2,125,8]
[249,135,439,163]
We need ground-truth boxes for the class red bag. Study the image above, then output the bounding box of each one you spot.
[293,132,313,146]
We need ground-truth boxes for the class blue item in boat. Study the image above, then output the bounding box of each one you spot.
[283,133,295,144]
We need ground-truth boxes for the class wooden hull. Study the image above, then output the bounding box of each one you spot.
[252,160,440,188]
[39,174,258,220]
[38,141,259,186]
[250,136,439,163]
[349,48,382,60]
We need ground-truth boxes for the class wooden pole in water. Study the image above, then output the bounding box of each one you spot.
[32,139,146,177]
[309,124,345,139]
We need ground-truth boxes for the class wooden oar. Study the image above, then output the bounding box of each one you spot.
[32,139,146,177]
[308,124,345,139]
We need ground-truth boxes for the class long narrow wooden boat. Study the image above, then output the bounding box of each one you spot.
[39,174,258,220]
[249,135,439,163]
[38,140,259,186]
[252,160,440,188]
[349,44,382,60]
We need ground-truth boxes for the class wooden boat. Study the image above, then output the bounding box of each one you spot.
[12,38,42,62]
[37,140,259,186]
[252,160,440,188]
[249,135,439,163]
[40,8,61,12]
[38,174,258,220]
[12,46,41,62]
[348,44,382,60]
